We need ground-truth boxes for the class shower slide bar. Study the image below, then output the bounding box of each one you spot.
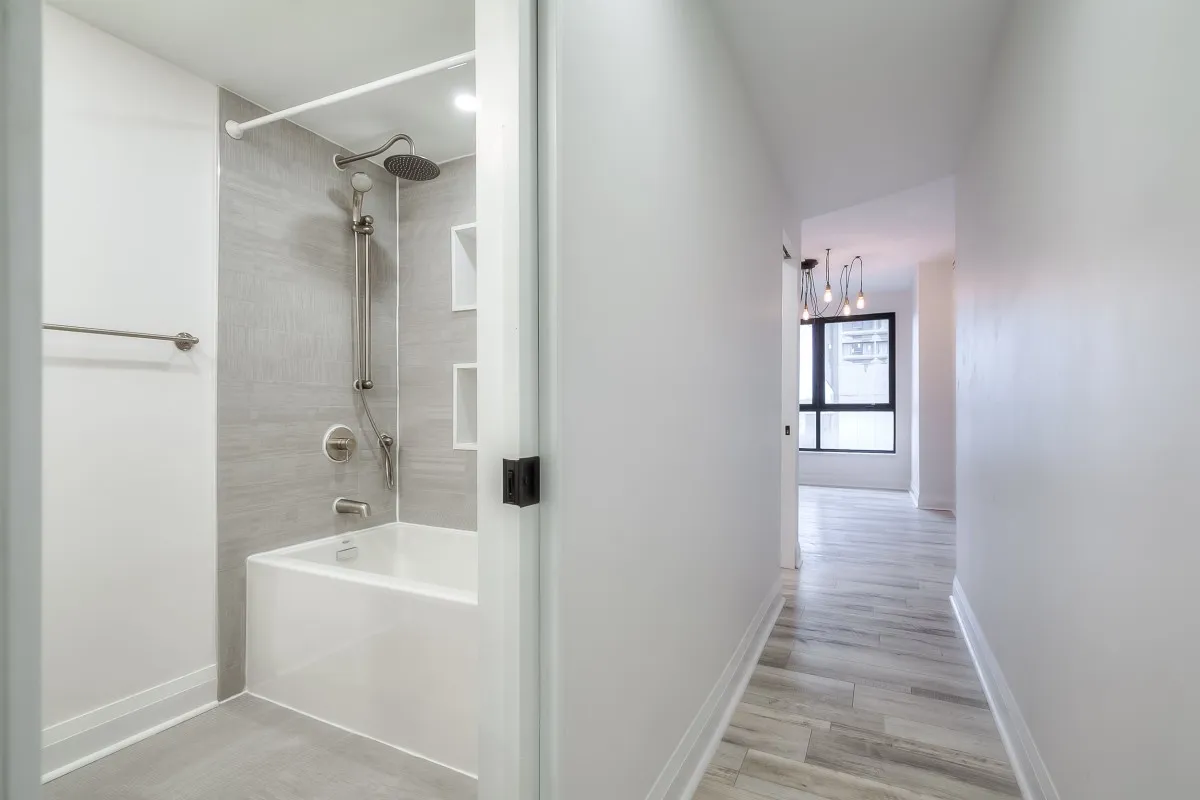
[42,324,199,351]
[223,50,476,140]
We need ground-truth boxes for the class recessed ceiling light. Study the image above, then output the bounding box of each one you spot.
[455,93,479,113]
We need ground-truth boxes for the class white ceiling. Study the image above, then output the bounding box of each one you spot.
[800,177,955,292]
[48,0,476,163]
[710,0,1010,221]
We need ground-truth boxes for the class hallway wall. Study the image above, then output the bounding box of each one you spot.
[956,1,1200,797]
[540,0,794,796]
[911,258,955,511]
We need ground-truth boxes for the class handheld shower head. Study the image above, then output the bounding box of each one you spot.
[350,172,373,226]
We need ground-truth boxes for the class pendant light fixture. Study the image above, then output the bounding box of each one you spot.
[853,256,866,309]
[799,249,868,320]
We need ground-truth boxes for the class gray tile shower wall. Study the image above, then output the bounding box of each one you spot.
[395,156,478,531]
[216,91,397,698]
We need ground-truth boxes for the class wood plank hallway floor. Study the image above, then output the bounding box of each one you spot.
[697,487,1021,800]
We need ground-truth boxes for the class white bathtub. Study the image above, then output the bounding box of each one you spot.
[246,522,478,776]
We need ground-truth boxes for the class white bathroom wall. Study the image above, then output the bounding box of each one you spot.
[956,1,1200,797]
[40,5,218,776]
[911,258,955,510]
[540,1,792,797]
[796,289,913,492]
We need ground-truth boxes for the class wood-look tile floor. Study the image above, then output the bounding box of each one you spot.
[43,695,476,800]
[697,487,1021,800]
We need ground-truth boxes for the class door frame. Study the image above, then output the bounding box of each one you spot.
[781,232,799,570]
[476,0,541,798]
[1,0,43,798]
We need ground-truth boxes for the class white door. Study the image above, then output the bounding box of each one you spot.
[475,1,541,798]
[1,0,43,798]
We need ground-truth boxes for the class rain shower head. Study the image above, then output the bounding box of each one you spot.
[383,153,441,181]
[334,133,440,182]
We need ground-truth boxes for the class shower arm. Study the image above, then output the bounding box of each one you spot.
[335,133,414,171]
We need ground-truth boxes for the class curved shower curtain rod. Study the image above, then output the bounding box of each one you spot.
[223,50,476,140]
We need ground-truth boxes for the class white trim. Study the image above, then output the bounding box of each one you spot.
[41,667,217,782]
[780,237,799,571]
[910,487,955,512]
[475,0,540,798]
[452,362,479,450]
[950,579,1059,800]
[645,579,784,800]
[800,480,911,493]
[920,496,956,513]
[537,0,563,793]
[450,222,479,312]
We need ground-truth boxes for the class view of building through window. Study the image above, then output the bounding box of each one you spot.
[798,314,894,452]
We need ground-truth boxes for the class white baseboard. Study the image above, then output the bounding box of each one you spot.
[798,479,910,493]
[42,665,217,782]
[910,487,955,512]
[645,577,784,800]
[950,580,1059,800]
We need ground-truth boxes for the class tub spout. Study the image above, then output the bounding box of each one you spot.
[333,498,371,518]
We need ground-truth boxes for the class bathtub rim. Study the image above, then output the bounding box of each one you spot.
[246,522,478,606]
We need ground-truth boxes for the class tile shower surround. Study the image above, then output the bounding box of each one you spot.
[395,156,478,531]
[217,90,397,698]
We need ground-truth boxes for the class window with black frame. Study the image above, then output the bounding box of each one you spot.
[798,312,896,452]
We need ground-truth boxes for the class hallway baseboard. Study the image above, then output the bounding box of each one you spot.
[645,577,783,800]
[909,487,955,513]
[41,666,217,782]
[951,579,1059,800]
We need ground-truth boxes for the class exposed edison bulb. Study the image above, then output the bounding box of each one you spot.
[823,284,833,303]
[802,304,810,321]
[856,291,865,310]
[842,298,852,316]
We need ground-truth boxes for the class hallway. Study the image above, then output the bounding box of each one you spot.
[698,487,1020,800]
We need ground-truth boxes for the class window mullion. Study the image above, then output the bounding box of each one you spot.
[814,321,824,450]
